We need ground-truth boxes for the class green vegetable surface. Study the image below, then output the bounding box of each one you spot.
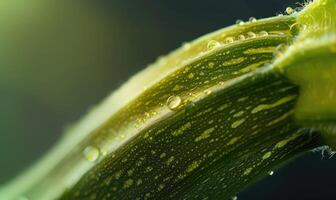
[1,0,335,199]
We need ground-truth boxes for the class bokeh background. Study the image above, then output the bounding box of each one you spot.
[0,0,335,199]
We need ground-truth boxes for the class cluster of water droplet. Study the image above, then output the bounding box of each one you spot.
[285,7,295,15]
[223,30,269,45]
[235,17,258,26]
[276,6,303,17]
[203,16,269,53]
[207,40,221,50]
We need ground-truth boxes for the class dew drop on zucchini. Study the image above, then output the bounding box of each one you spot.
[166,95,182,110]
[259,31,269,37]
[83,146,100,162]
[225,37,234,44]
[247,31,256,38]
[207,40,221,51]
[235,19,244,25]
[249,17,257,22]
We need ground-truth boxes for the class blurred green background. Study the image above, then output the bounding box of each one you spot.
[0,0,335,199]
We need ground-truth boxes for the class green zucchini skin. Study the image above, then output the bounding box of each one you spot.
[2,0,336,198]
[60,17,323,200]
[62,69,320,200]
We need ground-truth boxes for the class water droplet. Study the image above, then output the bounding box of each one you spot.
[277,13,284,17]
[167,95,182,110]
[204,89,212,95]
[235,19,244,25]
[232,196,238,200]
[247,32,256,38]
[269,171,274,176]
[207,40,221,50]
[249,17,257,22]
[83,146,100,162]
[286,7,295,15]
[258,31,268,37]
[225,37,234,44]
[238,34,245,41]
